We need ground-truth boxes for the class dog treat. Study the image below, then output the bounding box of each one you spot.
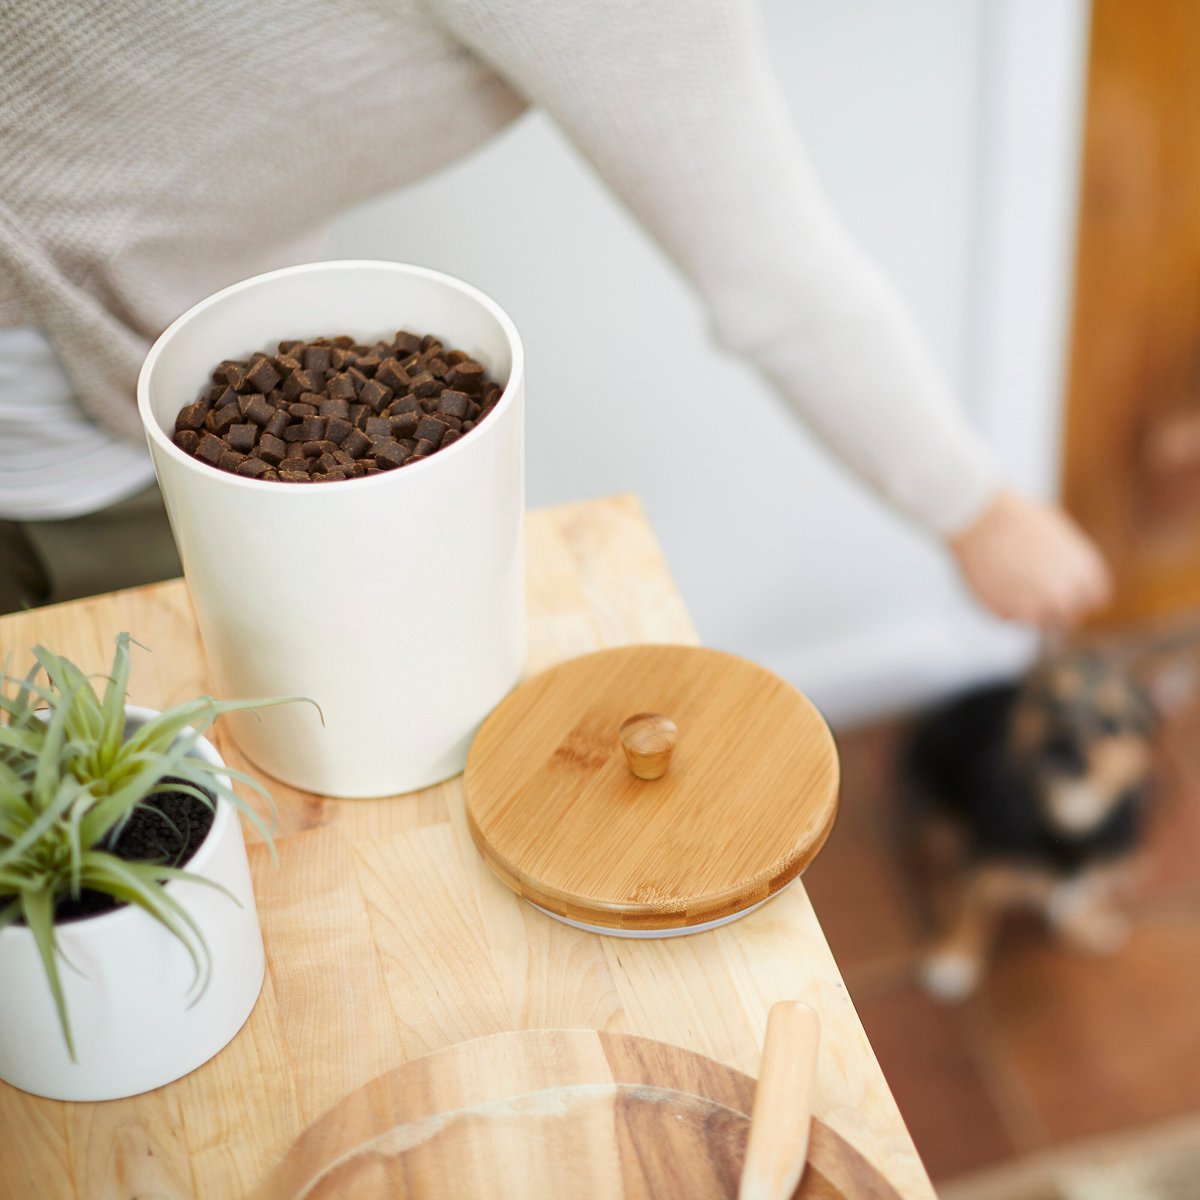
[171,330,503,483]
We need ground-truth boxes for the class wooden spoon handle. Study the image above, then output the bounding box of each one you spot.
[738,1001,821,1200]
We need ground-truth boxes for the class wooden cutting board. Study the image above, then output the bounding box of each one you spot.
[253,1029,900,1200]
[464,645,840,932]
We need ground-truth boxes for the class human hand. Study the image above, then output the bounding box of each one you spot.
[948,489,1112,627]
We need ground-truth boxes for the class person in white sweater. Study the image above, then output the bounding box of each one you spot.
[0,0,1108,622]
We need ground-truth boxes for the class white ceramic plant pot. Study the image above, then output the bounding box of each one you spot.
[0,707,264,1101]
[138,260,526,798]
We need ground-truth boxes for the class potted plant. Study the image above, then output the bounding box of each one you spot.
[0,632,295,1101]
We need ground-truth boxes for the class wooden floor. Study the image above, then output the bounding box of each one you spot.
[805,677,1200,1192]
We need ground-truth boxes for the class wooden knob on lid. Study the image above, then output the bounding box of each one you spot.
[619,712,678,780]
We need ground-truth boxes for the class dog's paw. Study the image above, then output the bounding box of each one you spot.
[1059,908,1131,955]
[919,951,981,1002]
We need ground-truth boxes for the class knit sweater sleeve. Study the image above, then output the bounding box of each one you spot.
[424,0,1001,535]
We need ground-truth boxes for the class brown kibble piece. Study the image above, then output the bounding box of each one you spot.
[245,395,275,427]
[341,428,372,458]
[279,470,311,483]
[174,429,201,454]
[302,345,332,372]
[359,378,393,412]
[318,397,350,420]
[415,416,447,447]
[227,423,258,453]
[373,440,408,469]
[375,359,409,392]
[387,395,421,416]
[235,457,271,478]
[196,433,228,465]
[265,409,290,438]
[206,405,240,435]
[391,411,419,438]
[325,416,354,445]
[294,369,325,393]
[257,433,287,465]
[446,361,484,393]
[217,448,246,472]
[437,391,469,419]
[245,358,281,394]
[327,373,357,400]
[175,403,207,432]
[409,371,440,398]
[214,362,245,390]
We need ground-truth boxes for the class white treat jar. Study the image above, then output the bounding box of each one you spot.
[138,261,526,798]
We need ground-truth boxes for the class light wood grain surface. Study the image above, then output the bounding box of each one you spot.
[0,494,934,1200]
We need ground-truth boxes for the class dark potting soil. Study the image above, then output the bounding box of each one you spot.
[52,779,216,923]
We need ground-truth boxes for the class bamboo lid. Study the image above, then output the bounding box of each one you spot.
[464,645,839,934]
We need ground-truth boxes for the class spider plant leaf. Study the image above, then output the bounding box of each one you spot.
[20,887,75,1060]
[79,854,213,994]
[120,694,315,762]
[32,682,84,812]
[0,755,26,791]
[77,757,213,848]
[0,662,47,727]
[0,868,33,891]
[98,635,133,762]
[161,762,277,855]
[0,776,84,870]
[118,701,217,755]
[0,725,47,757]
[33,645,102,745]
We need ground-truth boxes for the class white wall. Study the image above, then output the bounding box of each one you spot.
[324,0,1091,724]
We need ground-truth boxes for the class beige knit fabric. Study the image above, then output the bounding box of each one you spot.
[0,0,999,533]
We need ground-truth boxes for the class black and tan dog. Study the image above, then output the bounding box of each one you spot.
[906,653,1157,1000]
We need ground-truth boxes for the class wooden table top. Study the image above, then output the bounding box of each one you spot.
[0,494,934,1200]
